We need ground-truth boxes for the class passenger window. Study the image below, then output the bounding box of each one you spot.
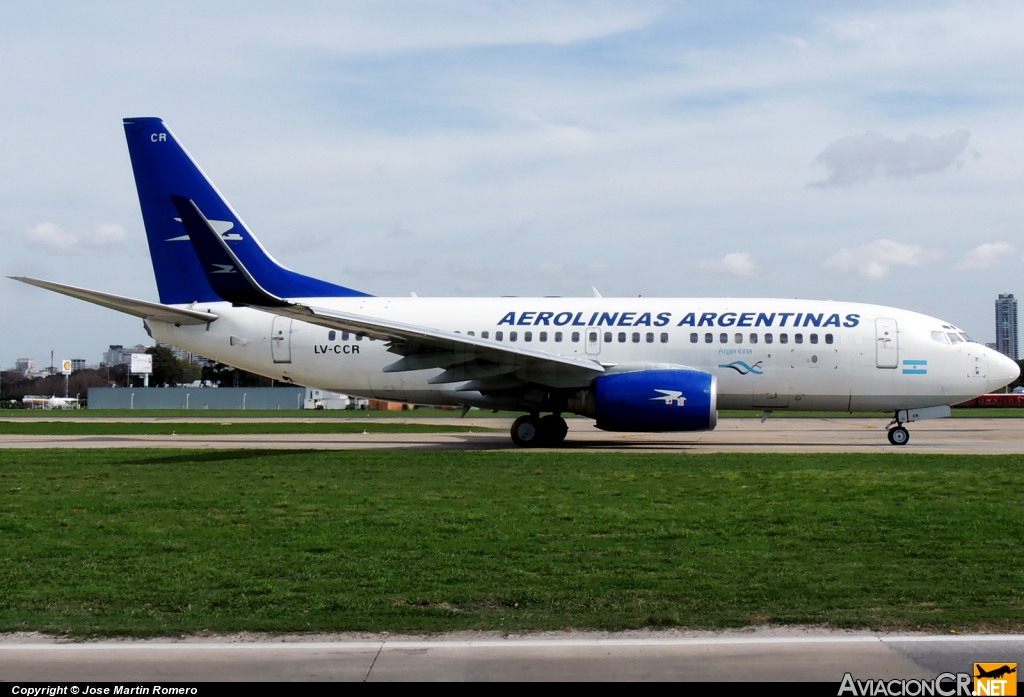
[481,331,489,339]
[705,333,713,344]
[589,331,598,343]
[342,331,350,341]
[780,333,789,344]
[765,333,773,344]
[369,336,376,341]
[631,332,640,343]
[795,333,803,344]
[510,331,518,342]
[468,331,475,336]
[539,331,547,342]
[825,334,833,344]
[734,333,743,344]
[524,331,533,342]
[719,333,728,344]
[495,331,503,341]
[690,333,698,343]
[749,333,758,344]
[572,332,580,342]
[328,331,336,341]
[554,332,562,342]
[604,332,612,343]
[930,331,948,344]
[947,333,962,344]
[660,333,669,343]
[810,334,818,344]
[618,332,627,343]
[647,332,655,343]
[356,333,364,341]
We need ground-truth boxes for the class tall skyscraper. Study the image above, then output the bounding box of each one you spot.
[995,293,1019,360]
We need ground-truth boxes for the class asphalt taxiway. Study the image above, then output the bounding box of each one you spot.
[1,630,1021,681]
[1,417,1023,453]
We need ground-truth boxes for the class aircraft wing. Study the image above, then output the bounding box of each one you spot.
[9,277,218,325]
[270,302,605,389]
[172,195,604,390]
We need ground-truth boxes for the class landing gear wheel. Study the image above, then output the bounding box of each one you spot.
[538,415,569,447]
[887,426,910,446]
[511,415,542,447]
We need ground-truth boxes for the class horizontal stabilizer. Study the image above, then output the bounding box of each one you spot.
[9,277,218,325]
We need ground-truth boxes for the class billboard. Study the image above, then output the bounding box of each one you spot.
[130,353,153,375]
[60,359,73,376]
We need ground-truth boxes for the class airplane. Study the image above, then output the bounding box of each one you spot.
[10,117,1020,446]
[976,665,1017,680]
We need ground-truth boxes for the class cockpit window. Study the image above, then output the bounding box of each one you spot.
[947,332,963,344]
[931,331,949,344]
[958,332,972,343]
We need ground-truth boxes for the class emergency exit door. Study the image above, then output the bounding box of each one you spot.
[875,318,898,369]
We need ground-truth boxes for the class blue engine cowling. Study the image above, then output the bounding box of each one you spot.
[568,369,718,432]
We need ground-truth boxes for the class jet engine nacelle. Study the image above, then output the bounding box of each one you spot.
[567,369,718,432]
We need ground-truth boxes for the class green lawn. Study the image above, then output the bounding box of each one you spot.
[1,450,1022,637]
[0,422,495,435]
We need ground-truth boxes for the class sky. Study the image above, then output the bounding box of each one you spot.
[2,1,1023,368]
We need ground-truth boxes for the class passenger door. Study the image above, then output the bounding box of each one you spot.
[875,318,898,369]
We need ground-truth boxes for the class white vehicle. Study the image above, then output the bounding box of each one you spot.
[12,118,1019,446]
[22,396,80,410]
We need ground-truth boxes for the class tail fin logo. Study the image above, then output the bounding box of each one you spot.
[167,218,240,242]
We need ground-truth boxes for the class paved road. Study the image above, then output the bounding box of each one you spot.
[1,417,1023,453]
[1,631,1020,681]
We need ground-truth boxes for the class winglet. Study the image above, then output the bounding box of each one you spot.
[171,195,289,307]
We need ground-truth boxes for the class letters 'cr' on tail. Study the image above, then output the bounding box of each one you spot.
[123,117,370,305]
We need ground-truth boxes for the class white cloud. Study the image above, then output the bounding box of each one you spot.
[824,239,944,280]
[811,130,971,187]
[952,242,1016,271]
[23,223,77,253]
[24,222,129,255]
[697,252,757,277]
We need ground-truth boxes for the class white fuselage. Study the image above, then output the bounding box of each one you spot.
[147,296,1017,413]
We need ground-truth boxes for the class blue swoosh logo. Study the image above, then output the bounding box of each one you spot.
[718,360,764,375]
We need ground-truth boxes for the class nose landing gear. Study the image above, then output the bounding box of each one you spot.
[886,412,910,445]
[510,414,568,447]
[887,425,910,445]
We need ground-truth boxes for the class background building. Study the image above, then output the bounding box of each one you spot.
[995,293,1019,360]
[70,358,87,371]
[100,344,151,367]
[14,358,35,376]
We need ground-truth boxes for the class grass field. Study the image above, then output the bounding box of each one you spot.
[0,422,495,435]
[1,449,1022,637]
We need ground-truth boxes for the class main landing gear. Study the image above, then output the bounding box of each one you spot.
[886,414,910,446]
[510,414,569,448]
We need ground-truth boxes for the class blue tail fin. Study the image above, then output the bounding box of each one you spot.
[123,117,370,304]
